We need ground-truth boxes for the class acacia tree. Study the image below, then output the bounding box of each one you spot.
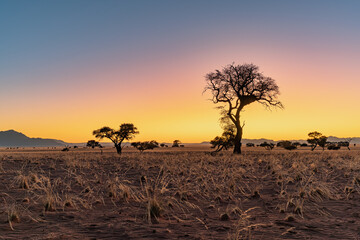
[86,140,103,154]
[260,141,275,150]
[86,140,102,149]
[93,123,139,154]
[131,141,159,152]
[205,63,283,154]
[172,140,181,147]
[307,131,327,151]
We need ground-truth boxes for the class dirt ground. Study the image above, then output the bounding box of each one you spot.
[0,146,360,239]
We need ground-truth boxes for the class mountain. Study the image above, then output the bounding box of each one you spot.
[0,130,67,147]
[1,129,359,148]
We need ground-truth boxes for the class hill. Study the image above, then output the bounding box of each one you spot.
[0,130,67,147]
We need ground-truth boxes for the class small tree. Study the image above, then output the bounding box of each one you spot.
[307,131,327,151]
[172,140,181,147]
[204,63,283,154]
[277,141,297,150]
[277,141,292,148]
[260,141,275,150]
[318,136,328,151]
[86,140,103,154]
[131,141,159,152]
[86,140,102,149]
[327,144,340,150]
[93,123,139,154]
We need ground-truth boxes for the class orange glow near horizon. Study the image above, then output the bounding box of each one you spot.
[2,1,360,143]
[2,60,360,143]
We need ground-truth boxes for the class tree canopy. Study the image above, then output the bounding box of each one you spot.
[93,123,139,154]
[131,141,159,152]
[86,140,102,149]
[307,131,327,151]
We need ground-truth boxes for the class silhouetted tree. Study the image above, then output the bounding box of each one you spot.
[86,140,103,154]
[131,141,159,152]
[86,140,102,149]
[277,141,297,150]
[318,136,328,151]
[172,140,181,147]
[93,123,139,154]
[307,131,327,151]
[205,63,283,154]
[260,141,275,150]
[327,144,340,150]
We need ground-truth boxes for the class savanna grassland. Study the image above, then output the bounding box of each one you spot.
[1,147,360,239]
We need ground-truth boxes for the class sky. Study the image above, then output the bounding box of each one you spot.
[1,0,360,143]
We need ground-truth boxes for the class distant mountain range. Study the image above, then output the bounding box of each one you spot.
[0,130,67,147]
[1,130,359,147]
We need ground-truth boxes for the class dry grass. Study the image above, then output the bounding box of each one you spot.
[0,147,360,239]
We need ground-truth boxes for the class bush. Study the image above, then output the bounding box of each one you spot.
[284,145,297,150]
[277,141,297,150]
[260,142,274,150]
[131,141,159,152]
[328,144,340,150]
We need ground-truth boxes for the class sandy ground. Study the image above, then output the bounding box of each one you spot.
[0,146,360,239]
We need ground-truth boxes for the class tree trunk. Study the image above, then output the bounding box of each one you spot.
[233,122,243,154]
[311,145,316,151]
[115,144,122,154]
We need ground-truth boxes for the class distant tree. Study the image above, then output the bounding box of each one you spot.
[284,145,297,150]
[204,63,283,154]
[260,142,275,150]
[86,140,103,154]
[93,124,139,154]
[307,131,328,151]
[160,143,166,147]
[307,132,320,150]
[318,136,328,151]
[327,144,340,150]
[277,141,297,150]
[86,140,102,149]
[277,141,292,148]
[300,143,308,147]
[172,140,181,147]
[246,143,255,147]
[131,141,159,152]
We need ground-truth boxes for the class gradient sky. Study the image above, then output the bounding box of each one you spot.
[1,0,360,143]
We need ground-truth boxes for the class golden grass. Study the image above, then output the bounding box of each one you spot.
[0,148,359,239]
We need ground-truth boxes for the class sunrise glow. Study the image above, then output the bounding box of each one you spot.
[1,1,360,143]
